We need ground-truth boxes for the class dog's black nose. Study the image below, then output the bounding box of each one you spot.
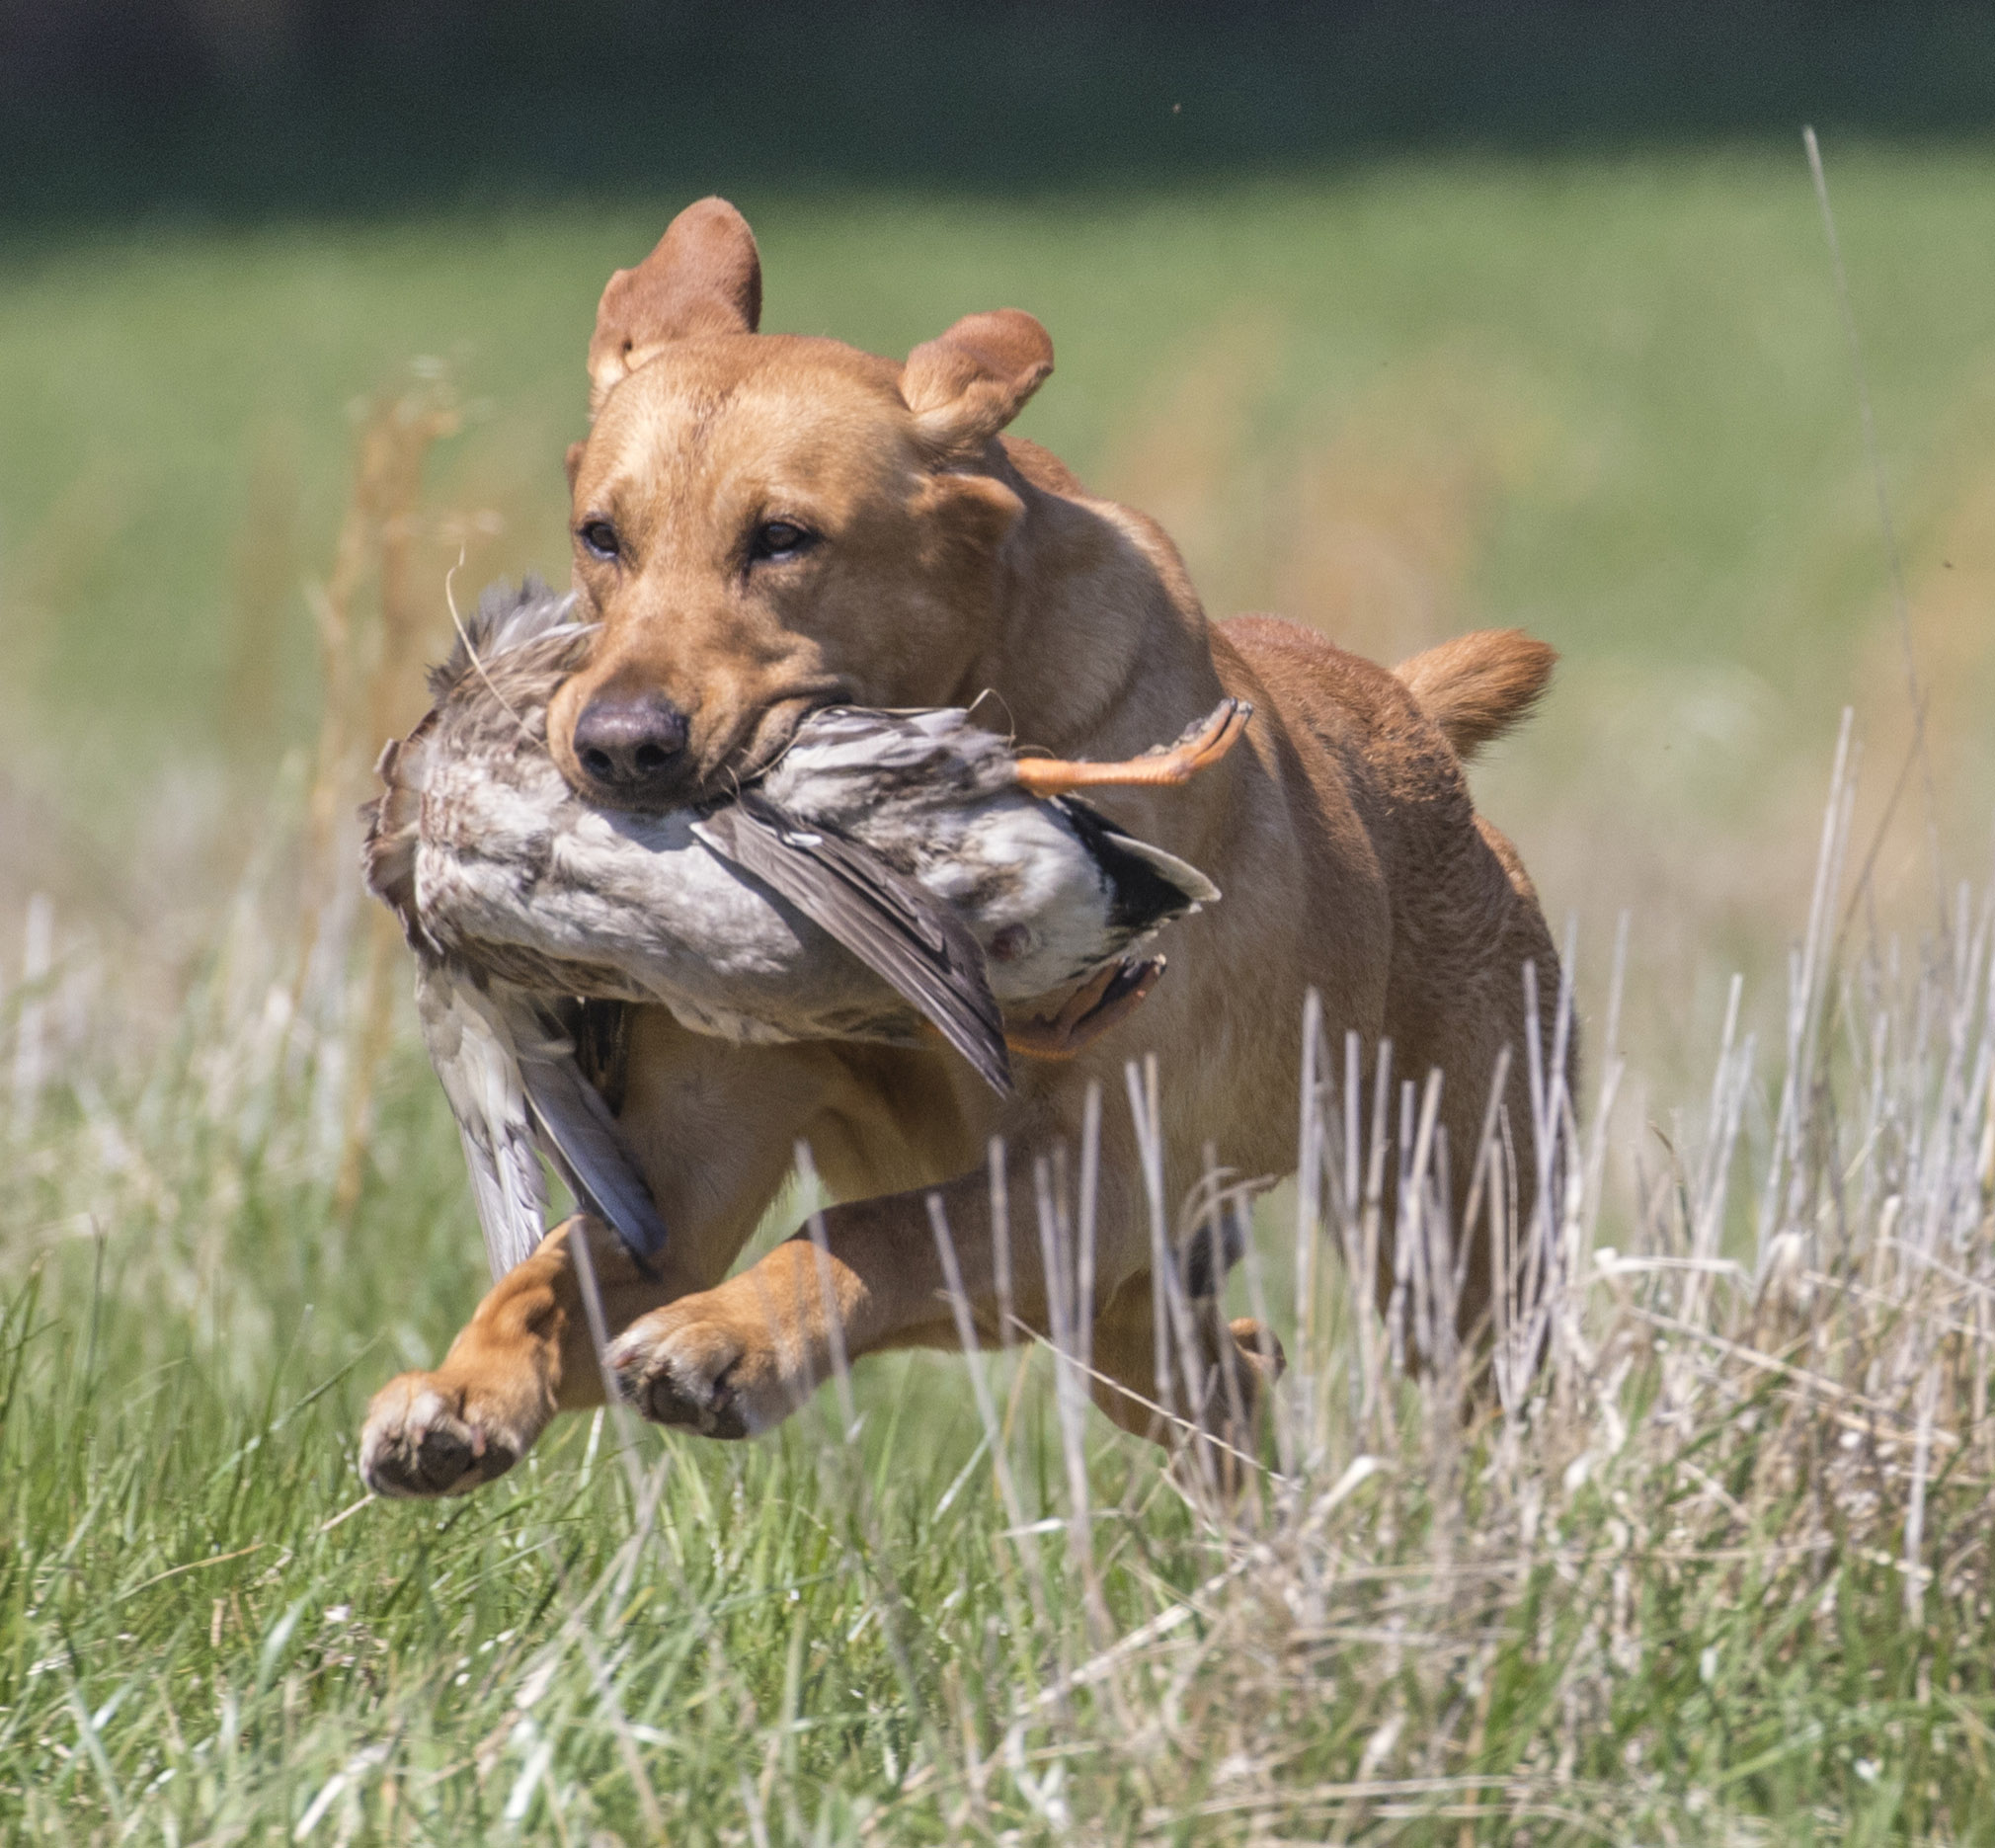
[571,692,689,800]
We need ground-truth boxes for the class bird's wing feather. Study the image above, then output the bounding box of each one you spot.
[414,961,551,1280]
[695,796,1012,1095]
[513,1000,670,1267]
[415,966,669,1278]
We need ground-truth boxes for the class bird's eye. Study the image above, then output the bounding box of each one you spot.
[750,520,816,563]
[577,519,620,562]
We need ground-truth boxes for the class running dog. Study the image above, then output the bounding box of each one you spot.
[359,198,1563,1495]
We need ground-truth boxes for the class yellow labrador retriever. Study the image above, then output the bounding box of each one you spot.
[359,198,1563,1495]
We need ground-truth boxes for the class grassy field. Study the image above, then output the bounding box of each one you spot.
[6,148,1995,1050]
[3,149,1995,1838]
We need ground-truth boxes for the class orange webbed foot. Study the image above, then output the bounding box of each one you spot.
[1004,956,1165,1060]
[1011,698,1252,798]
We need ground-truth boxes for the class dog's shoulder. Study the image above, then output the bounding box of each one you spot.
[999,435,1087,498]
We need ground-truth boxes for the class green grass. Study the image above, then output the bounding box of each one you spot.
[4,835,1993,1840]
[5,152,1995,1838]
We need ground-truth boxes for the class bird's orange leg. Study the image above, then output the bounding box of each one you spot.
[1011,698,1252,798]
[1005,956,1165,1060]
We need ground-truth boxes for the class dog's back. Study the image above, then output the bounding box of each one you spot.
[1216,612,1569,1330]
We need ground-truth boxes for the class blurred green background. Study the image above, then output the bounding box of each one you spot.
[5,6,1994,1001]
[3,15,1995,1832]
[3,2,1994,1142]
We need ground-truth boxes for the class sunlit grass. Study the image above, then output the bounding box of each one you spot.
[5,152,1995,1839]
[3,711,1994,1837]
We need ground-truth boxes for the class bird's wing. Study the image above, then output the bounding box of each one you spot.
[415,966,669,1279]
[513,1000,670,1268]
[695,795,1012,1096]
[414,961,551,1281]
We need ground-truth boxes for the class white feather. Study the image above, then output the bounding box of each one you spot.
[415,963,548,1279]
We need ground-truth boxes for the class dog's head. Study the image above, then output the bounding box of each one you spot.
[549,198,1054,809]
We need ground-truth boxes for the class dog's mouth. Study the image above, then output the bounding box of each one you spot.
[706,685,850,799]
[555,670,851,814]
[637,684,850,813]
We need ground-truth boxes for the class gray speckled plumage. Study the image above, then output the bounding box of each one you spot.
[363,577,1224,1276]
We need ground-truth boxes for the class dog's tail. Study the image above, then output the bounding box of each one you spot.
[1394,629,1556,764]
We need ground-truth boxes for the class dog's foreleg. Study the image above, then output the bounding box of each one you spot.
[359,1011,831,1496]
[359,1216,672,1497]
[604,1148,1278,1456]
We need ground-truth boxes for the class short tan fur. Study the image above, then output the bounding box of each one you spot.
[360,198,1568,1496]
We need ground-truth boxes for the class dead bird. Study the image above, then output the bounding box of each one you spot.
[363,577,1245,1277]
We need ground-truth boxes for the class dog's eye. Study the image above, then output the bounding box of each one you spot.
[750,520,816,563]
[577,519,620,562]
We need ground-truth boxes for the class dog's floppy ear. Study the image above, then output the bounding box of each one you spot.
[587,197,762,414]
[901,310,1054,456]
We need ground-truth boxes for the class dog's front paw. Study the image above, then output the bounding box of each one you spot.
[606,1296,801,1440]
[359,1373,525,1498]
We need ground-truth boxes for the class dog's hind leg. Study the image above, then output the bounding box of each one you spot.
[1084,1272,1284,1475]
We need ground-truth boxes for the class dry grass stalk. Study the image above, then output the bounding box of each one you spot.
[885,712,1995,1835]
[221,425,299,762]
[283,372,464,1215]
[10,891,53,1137]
